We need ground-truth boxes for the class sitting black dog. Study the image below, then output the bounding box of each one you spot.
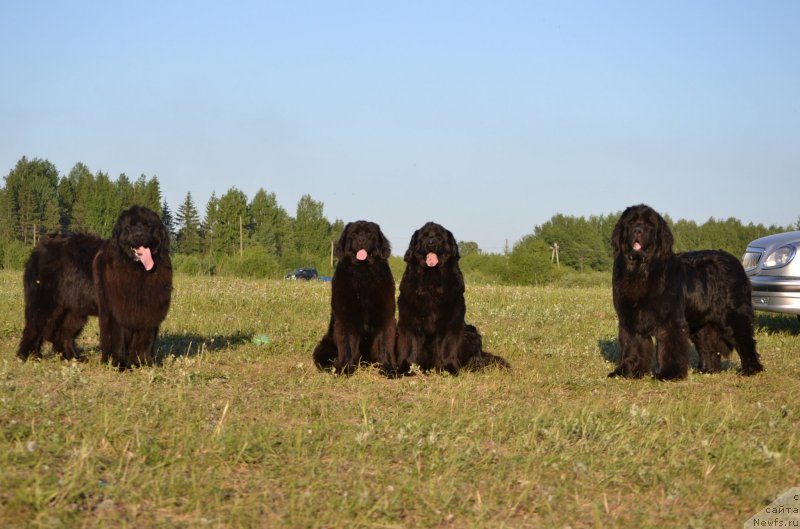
[395,222,509,374]
[313,220,396,374]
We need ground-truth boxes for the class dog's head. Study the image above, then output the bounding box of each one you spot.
[405,222,459,269]
[611,204,674,262]
[111,205,169,271]
[335,220,391,264]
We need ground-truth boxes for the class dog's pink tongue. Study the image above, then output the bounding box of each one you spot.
[426,252,439,267]
[633,242,642,251]
[356,249,368,261]
[136,247,154,271]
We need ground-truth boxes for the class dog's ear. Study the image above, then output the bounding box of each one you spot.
[404,229,420,262]
[611,207,630,255]
[110,207,130,254]
[654,212,674,258]
[334,223,350,260]
[376,227,392,260]
[447,228,459,260]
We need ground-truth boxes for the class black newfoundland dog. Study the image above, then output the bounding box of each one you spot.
[610,204,763,380]
[313,220,396,374]
[396,222,509,374]
[18,233,104,361]
[17,205,172,368]
[93,205,173,368]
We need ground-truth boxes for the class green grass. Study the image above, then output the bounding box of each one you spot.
[0,269,798,528]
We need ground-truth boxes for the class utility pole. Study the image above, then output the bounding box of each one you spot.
[550,242,560,266]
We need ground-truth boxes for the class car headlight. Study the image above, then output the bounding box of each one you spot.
[742,250,762,271]
[762,245,796,269]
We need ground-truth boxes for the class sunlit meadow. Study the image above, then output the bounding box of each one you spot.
[0,269,798,528]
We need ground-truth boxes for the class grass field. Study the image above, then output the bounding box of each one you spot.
[0,269,798,528]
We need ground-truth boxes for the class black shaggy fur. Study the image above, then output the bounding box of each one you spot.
[93,205,173,369]
[610,204,763,380]
[396,222,510,374]
[18,233,104,361]
[313,220,397,374]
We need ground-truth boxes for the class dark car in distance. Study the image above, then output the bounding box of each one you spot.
[285,268,319,281]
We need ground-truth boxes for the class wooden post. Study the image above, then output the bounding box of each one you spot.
[550,242,560,266]
[239,216,243,257]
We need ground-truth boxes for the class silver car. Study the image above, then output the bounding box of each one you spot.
[742,230,800,317]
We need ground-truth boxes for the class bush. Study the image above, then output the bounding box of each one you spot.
[461,253,509,285]
[505,237,563,285]
[217,247,282,279]
[1,240,33,270]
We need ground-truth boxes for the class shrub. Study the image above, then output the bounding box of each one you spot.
[217,247,282,279]
[0,240,32,270]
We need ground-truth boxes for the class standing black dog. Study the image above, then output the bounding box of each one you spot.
[93,205,173,369]
[396,222,509,374]
[610,204,763,380]
[313,220,396,374]
[18,205,171,368]
[18,233,104,361]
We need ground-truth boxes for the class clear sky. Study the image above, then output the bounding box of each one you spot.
[2,1,798,253]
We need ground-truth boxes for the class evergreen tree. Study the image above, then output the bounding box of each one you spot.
[0,187,13,242]
[84,171,119,236]
[117,173,134,208]
[3,157,61,243]
[202,192,220,255]
[249,188,290,256]
[161,199,176,243]
[293,194,330,260]
[56,176,76,230]
[68,163,96,232]
[132,175,163,213]
[176,192,202,254]
[215,188,249,256]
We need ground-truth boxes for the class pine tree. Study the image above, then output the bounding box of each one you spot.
[176,192,202,254]
[293,194,330,261]
[161,199,176,245]
[250,188,290,255]
[202,192,220,255]
[3,157,60,243]
[215,188,249,256]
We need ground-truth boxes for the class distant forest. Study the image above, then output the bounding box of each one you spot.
[1,156,796,284]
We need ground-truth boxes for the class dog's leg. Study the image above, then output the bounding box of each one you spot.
[18,306,56,361]
[129,328,157,367]
[692,326,725,373]
[610,326,652,378]
[435,332,462,374]
[374,319,398,375]
[727,310,763,375]
[333,320,359,375]
[55,312,89,361]
[655,321,690,380]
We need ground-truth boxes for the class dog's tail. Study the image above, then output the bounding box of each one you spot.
[313,316,338,370]
[463,350,511,371]
[461,324,511,371]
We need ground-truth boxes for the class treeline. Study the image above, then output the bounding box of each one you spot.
[0,157,343,277]
[1,156,795,284]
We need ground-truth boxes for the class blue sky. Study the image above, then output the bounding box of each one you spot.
[2,1,798,253]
